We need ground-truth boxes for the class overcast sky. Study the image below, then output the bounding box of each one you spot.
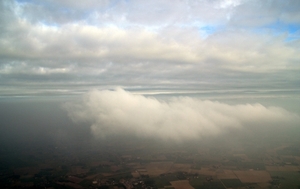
[0,0,299,97]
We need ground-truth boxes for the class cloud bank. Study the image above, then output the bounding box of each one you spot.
[65,88,299,141]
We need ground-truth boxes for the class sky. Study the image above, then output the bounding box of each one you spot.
[0,0,300,141]
[0,0,299,97]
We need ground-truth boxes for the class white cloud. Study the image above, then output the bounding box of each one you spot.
[216,0,243,9]
[1,18,298,73]
[65,88,299,141]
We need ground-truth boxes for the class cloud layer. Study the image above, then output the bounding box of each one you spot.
[0,0,299,96]
[65,88,299,141]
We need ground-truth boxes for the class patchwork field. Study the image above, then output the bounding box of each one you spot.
[169,163,192,173]
[2,132,300,189]
[217,169,238,179]
[145,162,173,176]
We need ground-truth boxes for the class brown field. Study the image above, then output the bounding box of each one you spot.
[217,169,238,179]
[169,163,192,173]
[127,162,141,168]
[266,165,300,171]
[170,180,194,189]
[110,165,122,172]
[131,171,140,178]
[145,162,173,176]
[233,170,271,183]
[136,168,148,175]
[67,176,83,183]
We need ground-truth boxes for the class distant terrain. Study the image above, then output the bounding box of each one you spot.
[1,131,300,189]
[0,99,299,189]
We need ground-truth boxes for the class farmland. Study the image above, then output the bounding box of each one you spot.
[1,135,300,189]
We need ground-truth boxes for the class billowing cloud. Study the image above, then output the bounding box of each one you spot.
[65,88,299,141]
